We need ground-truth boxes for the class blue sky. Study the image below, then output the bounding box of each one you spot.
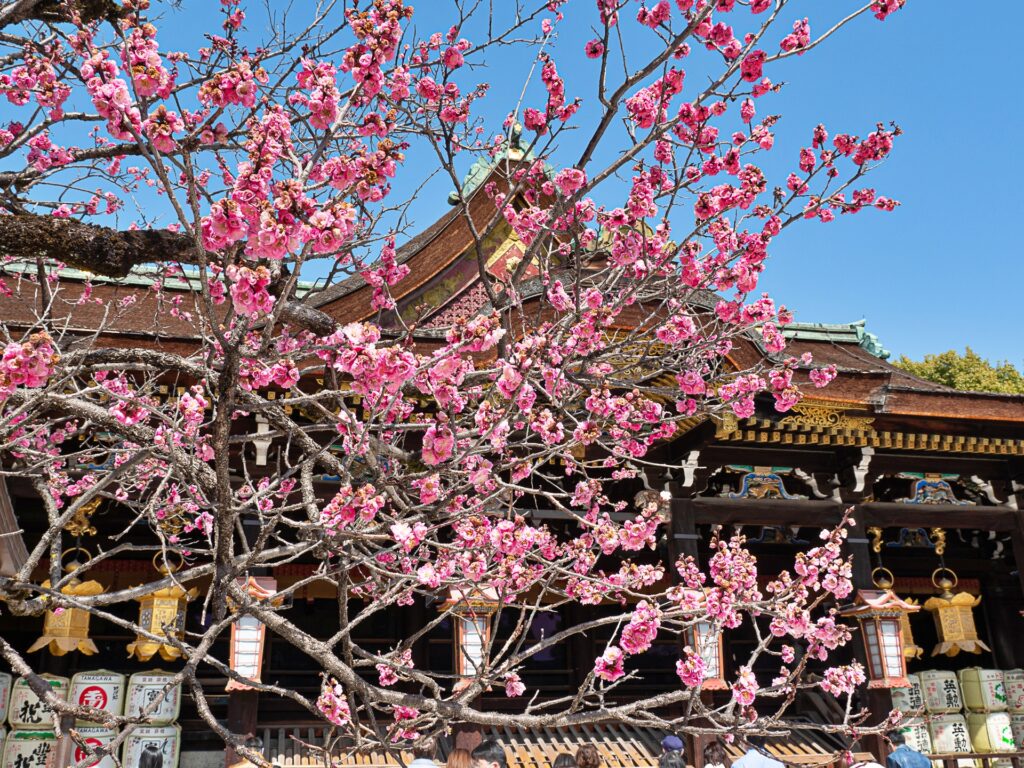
[148,2,1024,364]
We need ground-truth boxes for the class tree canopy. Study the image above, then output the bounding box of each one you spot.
[895,348,1024,394]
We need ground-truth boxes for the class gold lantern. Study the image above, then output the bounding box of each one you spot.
[441,585,500,693]
[839,569,920,689]
[923,568,990,657]
[28,549,104,656]
[127,554,198,662]
[900,596,924,660]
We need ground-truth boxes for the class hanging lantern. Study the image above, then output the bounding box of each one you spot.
[440,585,500,693]
[226,576,278,691]
[900,595,924,660]
[683,619,727,690]
[28,549,105,656]
[839,568,920,688]
[127,554,198,662]
[923,568,990,657]
[679,589,727,690]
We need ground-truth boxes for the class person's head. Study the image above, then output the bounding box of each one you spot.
[414,736,438,762]
[575,745,601,768]
[704,740,726,767]
[744,735,767,752]
[661,736,684,754]
[447,749,472,768]
[658,752,687,768]
[887,732,906,748]
[139,743,164,768]
[472,740,507,768]
[552,754,577,768]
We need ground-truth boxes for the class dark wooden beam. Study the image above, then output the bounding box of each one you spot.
[673,498,1019,532]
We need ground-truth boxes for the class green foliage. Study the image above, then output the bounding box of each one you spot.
[894,347,1024,394]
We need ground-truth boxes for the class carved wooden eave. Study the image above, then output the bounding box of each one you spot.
[714,398,1024,456]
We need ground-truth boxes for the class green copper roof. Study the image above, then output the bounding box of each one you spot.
[781,319,891,359]
[448,123,552,204]
[0,260,315,296]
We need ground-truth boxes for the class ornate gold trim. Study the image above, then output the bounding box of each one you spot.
[778,401,875,432]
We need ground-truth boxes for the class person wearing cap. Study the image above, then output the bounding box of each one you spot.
[661,736,684,754]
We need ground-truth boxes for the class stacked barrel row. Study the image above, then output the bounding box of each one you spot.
[0,670,182,768]
[894,668,1024,767]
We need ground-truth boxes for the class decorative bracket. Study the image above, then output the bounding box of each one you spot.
[64,498,100,537]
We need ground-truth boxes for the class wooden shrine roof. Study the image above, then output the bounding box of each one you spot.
[3,160,1024,429]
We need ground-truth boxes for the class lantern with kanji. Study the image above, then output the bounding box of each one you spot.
[226,576,279,691]
[127,555,198,662]
[441,585,500,693]
[923,568,990,657]
[839,569,920,688]
[678,588,727,690]
[28,549,105,656]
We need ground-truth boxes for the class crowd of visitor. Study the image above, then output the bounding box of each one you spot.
[400,728,930,768]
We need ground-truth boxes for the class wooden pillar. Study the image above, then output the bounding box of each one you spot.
[669,497,710,766]
[51,714,75,768]
[1012,511,1024,598]
[847,512,890,761]
[225,691,260,765]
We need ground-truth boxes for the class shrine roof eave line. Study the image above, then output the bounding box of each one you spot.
[670,497,1021,532]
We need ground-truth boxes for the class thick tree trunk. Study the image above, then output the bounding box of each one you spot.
[0,212,198,277]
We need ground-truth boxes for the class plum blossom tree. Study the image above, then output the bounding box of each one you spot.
[0,0,906,764]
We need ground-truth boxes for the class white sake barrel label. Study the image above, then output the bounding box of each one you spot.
[1009,714,1024,748]
[1005,671,1024,713]
[921,671,962,713]
[126,672,181,725]
[71,671,126,724]
[893,675,925,713]
[1,732,55,768]
[0,675,12,725]
[73,727,117,768]
[122,725,180,768]
[7,677,68,729]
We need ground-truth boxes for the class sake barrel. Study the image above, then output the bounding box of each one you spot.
[1,731,55,768]
[921,670,963,713]
[897,718,932,755]
[1004,670,1024,713]
[125,671,181,725]
[73,727,117,768]
[1009,714,1024,749]
[70,671,126,725]
[967,712,1016,753]
[122,724,180,768]
[7,676,68,729]
[893,674,926,714]
[0,674,11,725]
[960,669,1008,713]
[929,714,974,759]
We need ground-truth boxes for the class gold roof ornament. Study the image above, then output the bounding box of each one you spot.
[923,568,991,657]
[28,548,104,656]
[127,554,197,662]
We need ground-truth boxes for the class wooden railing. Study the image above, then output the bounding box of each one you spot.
[928,752,1024,768]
